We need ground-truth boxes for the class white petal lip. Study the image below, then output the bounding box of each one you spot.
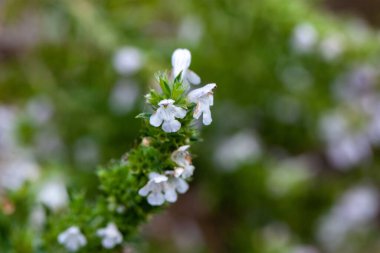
[149,112,163,127]
[174,178,189,193]
[162,120,181,133]
[202,108,212,125]
[174,107,187,118]
[148,192,165,206]
[186,70,201,85]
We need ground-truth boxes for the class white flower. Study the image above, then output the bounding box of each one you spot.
[163,176,189,203]
[149,99,187,133]
[319,35,344,61]
[188,83,216,125]
[317,185,379,251]
[58,226,87,252]
[171,145,195,179]
[113,46,144,75]
[171,48,201,85]
[138,172,169,206]
[96,223,123,249]
[214,131,261,171]
[38,179,68,211]
[109,80,139,115]
[291,23,318,53]
[138,172,189,206]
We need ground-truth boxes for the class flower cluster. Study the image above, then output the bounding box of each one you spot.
[139,48,216,205]
[58,223,123,251]
[56,48,215,251]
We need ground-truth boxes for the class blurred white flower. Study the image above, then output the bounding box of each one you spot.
[113,47,144,75]
[319,111,348,143]
[26,96,54,125]
[319,111,372,169]
[138,172,188,206]
[319,35,344,61]
[171,145,195,179]
[214,130,261,171]
[109,80,139,115]
[332,65,376,102]
[38,179,68,211]
[188,83,216,125]
[149,99,187,133]
[29,206,46,229]
[326,134,371,169]
[97,223,123,249]
[267,157,314,196]
[35,128,65,160]
[178,17,203,45]
[171,48,201,85]
[317,185,379,251]
[291,23,318,53]
[58,226,87,252]
[74,137,99,168]
[0,155,40,190]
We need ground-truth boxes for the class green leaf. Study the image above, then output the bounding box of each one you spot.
[159,78,172,97]
[136,113,151,119]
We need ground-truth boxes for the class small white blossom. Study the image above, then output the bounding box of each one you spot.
[291,23,318,53]
[214,131,261,171]
[178,17,203,45]
[138,172,169,206]
[109,80,139,115]
[113,46,144,75]
[319,35,344,61]
[138,172,189,206]
[38,179,68,211]
[149,99,187,133]
[317,185,379,251]
[96,223,123,249]
[163,176,189,203]
[188,83,216,125]
[171,145,195,179]
[58,226,87,252]
[171,48,201,86]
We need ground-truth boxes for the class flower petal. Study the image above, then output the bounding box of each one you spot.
[149,112,163,127]
[147,192,165,206]
[164,186,178,203]
[182,165,195,179]
[174,178,189,193]
[172,49,191,78]
[202,108,212,125]
[174,106,187,119]
[162,120,181,133]
[193,103,202,119]
[186,70,201,85]
[138,184,151,196]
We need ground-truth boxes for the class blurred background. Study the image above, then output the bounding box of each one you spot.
[1,0,380,252]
